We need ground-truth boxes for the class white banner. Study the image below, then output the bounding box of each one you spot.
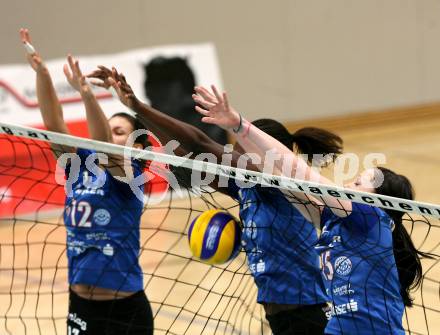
[0,43,222,125]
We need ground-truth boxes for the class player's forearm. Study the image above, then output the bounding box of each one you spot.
[132,99,224,158]
[236,118,352,213]
[36,69,68,133]
[231,118,294,174]
[234,118,321,182]
[81,90,113,143]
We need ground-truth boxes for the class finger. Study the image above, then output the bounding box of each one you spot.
[20,28,31,44]
[102,77,121,99]
[88,79,107,88]
[201,116,219,125]
[112,67,120,79]
[118,80,130,92]
[85,70,104,78]
[97,65,113,78]
[63,64,72,80]
[20,29,36,54]
[74,60,83,77]
[108,77,117,87]
[121,80,134,94]
[109,85,119,99]
[67,54,75,72]
[223,92,230,111]
[211,85,223,104]
[118,78,128,89]
[19,28,27,43]
[194,86,217,103]
[195,106,212,117]
[193,94,216,109]
[195,85,215,97]
[98,65,112,73]
[119,73,127,84]
[24,29,31,43]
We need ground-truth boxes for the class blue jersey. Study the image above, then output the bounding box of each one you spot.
[229,181,328,305]
[316,203,404,335]
[64,149,144,292]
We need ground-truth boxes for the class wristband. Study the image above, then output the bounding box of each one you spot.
[232,113,243,133]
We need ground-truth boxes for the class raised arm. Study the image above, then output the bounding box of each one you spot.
[19,28,72,155]
[86,66,231,160]
[20,29,69,134]
[63,57,132,178]
[63,56,113,143]
[193,85,352,218]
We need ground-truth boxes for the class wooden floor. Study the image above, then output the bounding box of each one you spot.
[1,112,440,334]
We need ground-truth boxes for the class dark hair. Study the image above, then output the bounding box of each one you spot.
[375,167,432,307]
[144,56,196,95]
[251,119,343,164]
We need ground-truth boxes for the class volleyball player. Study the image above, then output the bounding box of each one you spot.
[20,29,153,335]
[86,67,344,334]
[192,85,431,334]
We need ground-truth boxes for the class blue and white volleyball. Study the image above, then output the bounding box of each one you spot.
[188,209,241,265]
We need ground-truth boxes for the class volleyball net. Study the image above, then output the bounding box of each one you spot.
[0,122,439,335]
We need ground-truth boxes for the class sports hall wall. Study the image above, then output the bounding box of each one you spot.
[1,0,440,122]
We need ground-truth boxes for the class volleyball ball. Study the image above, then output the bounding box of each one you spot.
[188,209,241,265]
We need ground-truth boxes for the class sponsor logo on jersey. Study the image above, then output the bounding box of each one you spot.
[334,256,352,276]
[75,188,105,196]
[102,243,114,256]
[333,284,355,296]
[93,208,111,226]
[85,232,110,241]
[326,299,358,318]
[67,240,86,255]
[249,259,265,274]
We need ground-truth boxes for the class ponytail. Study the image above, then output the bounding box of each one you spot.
[251,119,343,165]
[291,127,343,164]
[391,215,426,306]
[376,167,433,306]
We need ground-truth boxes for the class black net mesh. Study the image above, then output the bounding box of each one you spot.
[0,132,439,335]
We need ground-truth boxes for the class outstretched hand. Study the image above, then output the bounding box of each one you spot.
[63,55,89,93]
[86,66,138,108]
[19,28,45,73]
[192,85,240,131]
